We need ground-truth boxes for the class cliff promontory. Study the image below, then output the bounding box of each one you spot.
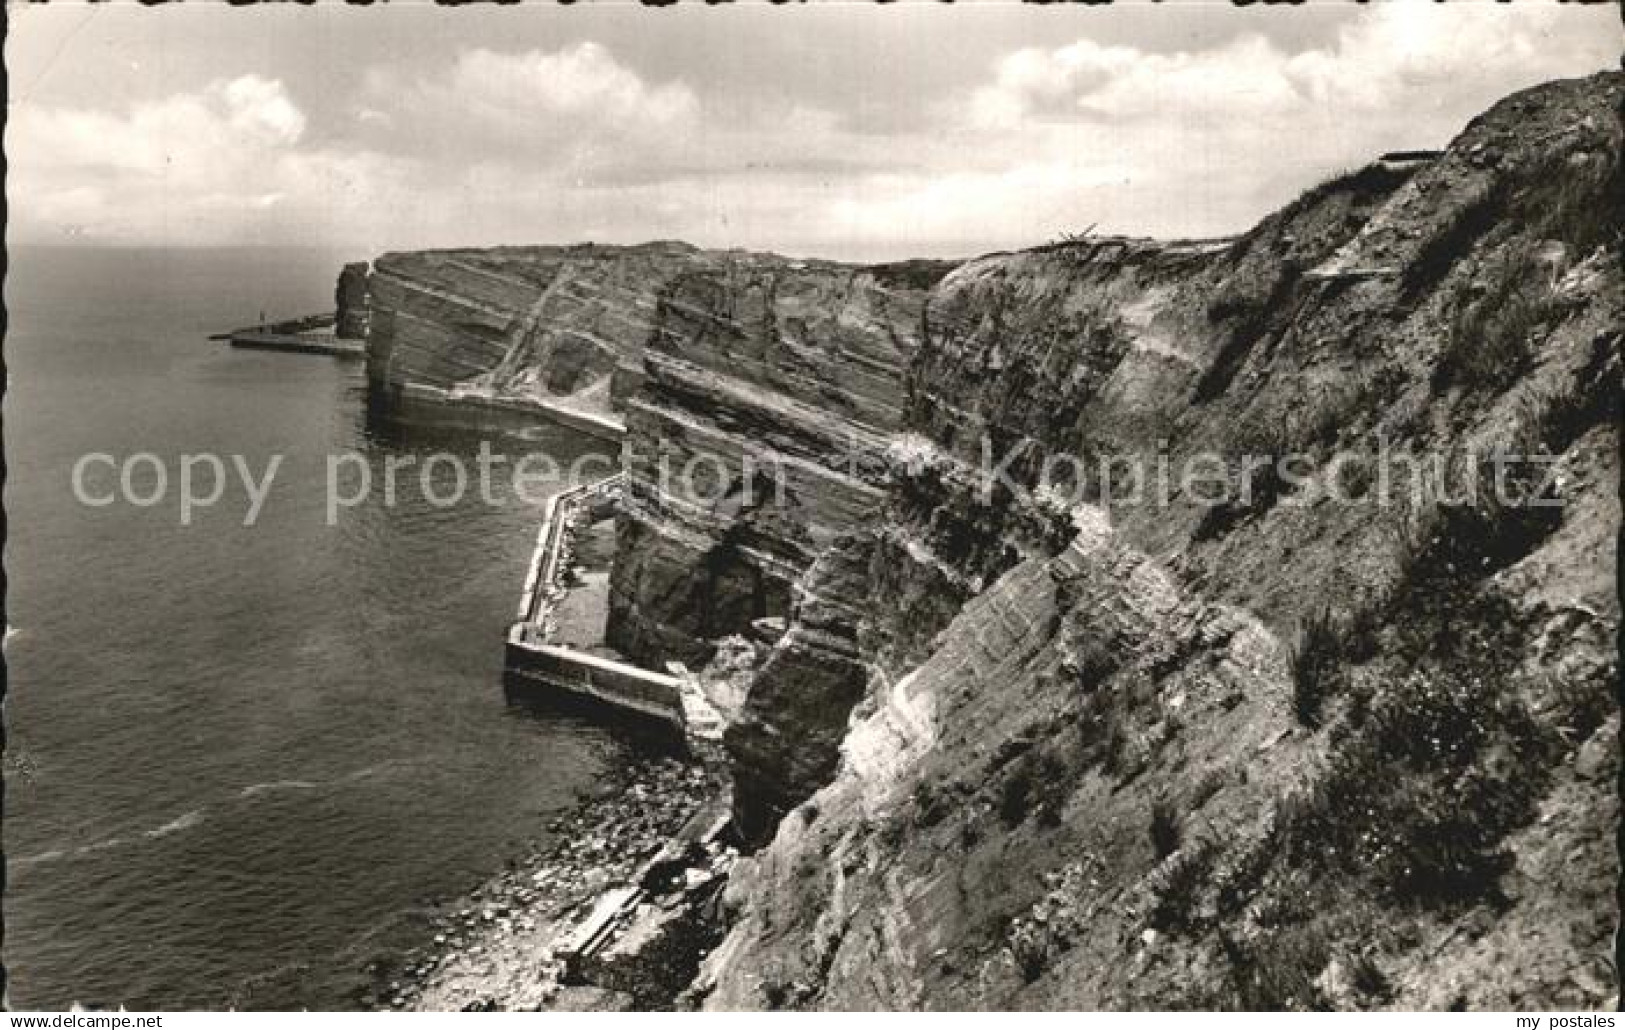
[364,242,709,417]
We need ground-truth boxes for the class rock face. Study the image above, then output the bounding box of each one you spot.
[604,259,947,666]
[336,262,370,340]
[695,72,1623,1010]
[361,241,950,433]
[364,242,716,415]
[722,537,874,845]
[356,237,955,848]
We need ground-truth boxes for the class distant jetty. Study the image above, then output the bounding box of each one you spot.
[212,312,365,358]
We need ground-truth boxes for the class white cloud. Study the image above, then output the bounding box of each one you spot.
[7,75,410,247]
[449,44,697,128]
[361,42,700,169]
[218,75,307,145]
[972,2,1600,128]
[17,74,307,176]
[821,1,1618,251]
[5,7,1615,258]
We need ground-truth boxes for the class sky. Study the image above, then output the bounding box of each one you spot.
[6,1,1618,262]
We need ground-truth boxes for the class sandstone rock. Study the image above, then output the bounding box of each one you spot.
[336,261,370,339]
[365,243,706,409]
[605,258,941,665]
[724,537,876,845]
[359,70,1623,1013]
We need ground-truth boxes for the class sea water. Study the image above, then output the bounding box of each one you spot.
[3,246,626,1009]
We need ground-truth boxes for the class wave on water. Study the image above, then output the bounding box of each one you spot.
[145,808,206,839]
[17,770,354,864]
[16,773,360,868]
[238,780,320,799]
[15,769,357,871]
[13,808,208,868]
[12,848,68,868]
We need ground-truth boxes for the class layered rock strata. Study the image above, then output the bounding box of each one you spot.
[603,260,949,665]
[336,261,370,340]
[365,243,705,415]
[698,72,1622,1009]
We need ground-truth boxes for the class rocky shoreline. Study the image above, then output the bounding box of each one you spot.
[357,752,724,1012]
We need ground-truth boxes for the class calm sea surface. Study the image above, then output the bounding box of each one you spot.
[4,246,628,1009]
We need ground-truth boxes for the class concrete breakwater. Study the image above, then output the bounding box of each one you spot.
[476,474,738,1010]
[215,312,366,358]
[504,474,720,738]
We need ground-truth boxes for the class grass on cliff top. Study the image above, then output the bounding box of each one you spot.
[1288,163,1415,217]
[865,258,962,292]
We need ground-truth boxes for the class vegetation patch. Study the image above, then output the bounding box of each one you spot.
[1519,144,1623,256]
[1213,923,1331,1011]
[1280,661,1551,907]
[1194,268,1302,403]
[1149,797,1182,859]
[1402,180,1507,301]
[1433,242,1576,395]
[1285,163,1415,220]
[1523,328,1622,455]
[1147,839,1218,932]
[995,747,1072,828]
[1288,606,1343,729]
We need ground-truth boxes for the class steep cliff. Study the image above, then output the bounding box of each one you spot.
[604,258,950,667]
[365,242,712,418]
[364,243,950,432]
[696,72,1622,1009]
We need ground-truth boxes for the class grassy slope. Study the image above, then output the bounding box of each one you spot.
[698,71,1622,1011]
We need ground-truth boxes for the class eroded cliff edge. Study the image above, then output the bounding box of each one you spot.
[359,241,951,676]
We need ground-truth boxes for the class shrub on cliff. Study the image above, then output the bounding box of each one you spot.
[1434,242,1574,394]
[1064,635,1119,692]
[912,777,954,828]
[1149,797,1181,859]
[1146,838,1217,932]
[1007,920,1054,983]
[996,748,1071,828]
[1288,607,1343,729]
[1213,922,1331,1011]
[1280,663,1550,908]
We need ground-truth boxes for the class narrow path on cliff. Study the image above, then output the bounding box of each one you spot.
[476,265,575,394]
